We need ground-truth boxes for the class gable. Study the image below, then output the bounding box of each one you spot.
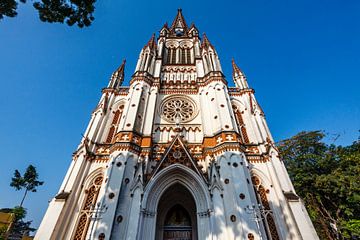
[148,135,206,183]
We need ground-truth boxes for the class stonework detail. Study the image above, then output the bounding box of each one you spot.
[72,175,103,240]
[36,9,319,240]
[160,95,198,123]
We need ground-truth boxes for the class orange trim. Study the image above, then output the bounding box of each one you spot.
[141,137,152,147]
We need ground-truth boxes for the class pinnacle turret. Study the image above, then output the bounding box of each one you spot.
[143,33,157,50]
[201,33,214,49]
[232,58,249,89]
[108,59,126,89]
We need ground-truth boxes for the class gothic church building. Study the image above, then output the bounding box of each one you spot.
[36,10,318,240]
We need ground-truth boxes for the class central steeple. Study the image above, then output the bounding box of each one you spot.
[134,9,226,90]
[170,9,188,36]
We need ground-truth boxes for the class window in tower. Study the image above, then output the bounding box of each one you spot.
[181,48,186,64]
[166,48,171,64]
[210,53,215,70]
[186,48,191,64]
[233,107,250,144]
[106,105,124,143]
[106,126,115,143]
[204,56,210,70]
[171,49,176,64]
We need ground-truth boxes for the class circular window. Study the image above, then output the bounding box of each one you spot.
[173,150,182,159]
[98,233,105,240]
[160,96,198,123]
[117,215,123,223]
[109,192,115,199]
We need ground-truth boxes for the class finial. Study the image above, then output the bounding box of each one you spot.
[232,58,249,89]
[231,58,245,78]
[201,33,213,48]
[109,59,126,89]
[117,59,126,71]
[143,33,157,50]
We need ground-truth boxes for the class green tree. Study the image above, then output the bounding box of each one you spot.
[0,207,35,238]
[10,164,44,207]
[0,0,95,27]
[277,131,360,239]
[0,226,8,240]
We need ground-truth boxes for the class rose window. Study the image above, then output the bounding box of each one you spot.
[160,96,197,123]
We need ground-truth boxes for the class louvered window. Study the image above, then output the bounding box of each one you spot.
[73,176,103,240]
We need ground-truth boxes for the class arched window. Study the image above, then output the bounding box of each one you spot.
[186,49,191,64]
[166,48,172,64]
[251,176,280,240]
[171,49,176,64]
[166,48,177,64]
[73,175,103,240]
[180,48,186,64]
[166,48,193,65]
[106,105,124,143]
[232,105,250,143]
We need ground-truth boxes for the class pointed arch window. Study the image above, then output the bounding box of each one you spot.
[209,53,215,70]
[251,176,280,240]
[166,48,172,64]
[180,48,186,64]
[166,48,177,64]
[73,175,103,240]
[171,49,177,64]
[166,47,193,65]
[106,105,124,143]
[232,105,250,143]
[186,49,191,64]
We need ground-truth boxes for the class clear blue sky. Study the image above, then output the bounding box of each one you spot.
[0,0,359,231]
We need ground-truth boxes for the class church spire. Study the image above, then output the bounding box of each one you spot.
[170,9,188,36]
[143,33,157,50]
[108,59,126,89]
[201,33,214,49]
[232,58,249,89]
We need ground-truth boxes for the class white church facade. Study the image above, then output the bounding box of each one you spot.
[35,10,319,240]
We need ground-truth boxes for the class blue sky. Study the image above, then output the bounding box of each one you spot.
[0,0,359,231]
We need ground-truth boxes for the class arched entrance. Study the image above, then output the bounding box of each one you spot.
[138,164,212,240]
[156,184,197,240]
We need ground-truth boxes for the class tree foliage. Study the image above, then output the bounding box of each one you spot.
[0,206,35,238]
[278,131,360,239]
[10,164,44,207]
[0,0,95,27]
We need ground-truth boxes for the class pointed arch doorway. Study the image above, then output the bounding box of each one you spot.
[156,183,197,240]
